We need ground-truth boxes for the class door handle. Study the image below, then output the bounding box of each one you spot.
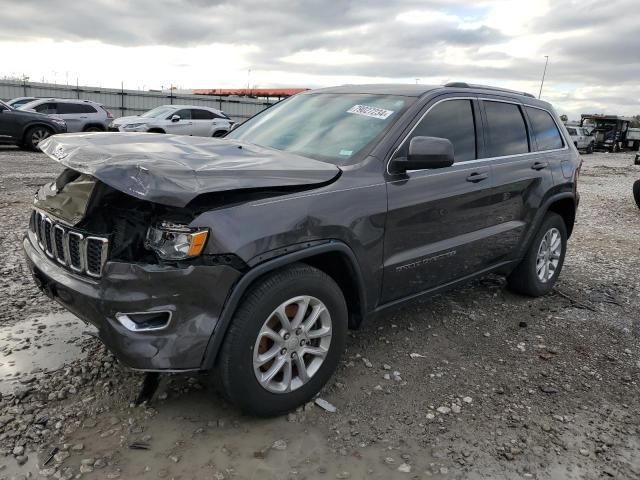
[466,172,488,183]
[531,162,547,170]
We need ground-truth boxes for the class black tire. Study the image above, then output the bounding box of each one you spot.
[212,130,226,137]
[633,180,640,209]
[634,155,640,165]
[586,142,594,154]
[23,126,53,151]
[216,263,347,416]
[83,126,103,132]
[507,213,567,297]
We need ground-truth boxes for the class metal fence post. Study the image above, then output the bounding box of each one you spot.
[121,81,125,116]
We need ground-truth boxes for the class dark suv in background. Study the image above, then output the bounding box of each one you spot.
[24,83,581,415]
[0,99,67,150]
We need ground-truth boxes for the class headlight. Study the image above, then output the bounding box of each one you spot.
[123,123,146,129]
[145,222,209,260]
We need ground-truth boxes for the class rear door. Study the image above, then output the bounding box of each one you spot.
[382,96,508,302]
[480,99,559,258]
[56,103,96,132]
[190,109,215,136]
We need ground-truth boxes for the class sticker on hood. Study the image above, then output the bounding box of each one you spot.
[347,105,394,120]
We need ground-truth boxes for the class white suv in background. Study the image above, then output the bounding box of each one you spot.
[110,105,234,137]
[565,126,595,154]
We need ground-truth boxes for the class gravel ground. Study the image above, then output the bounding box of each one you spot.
[0,145,639,480]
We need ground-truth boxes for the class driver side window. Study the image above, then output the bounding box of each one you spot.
[400,99,477,162]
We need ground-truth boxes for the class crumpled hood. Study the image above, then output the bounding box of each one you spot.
[39,132,341,208]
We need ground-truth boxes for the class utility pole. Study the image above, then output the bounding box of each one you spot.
[247,69,251,90]
[538,55,549,99]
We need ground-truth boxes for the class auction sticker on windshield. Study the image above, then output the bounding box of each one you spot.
[347,105,394,120]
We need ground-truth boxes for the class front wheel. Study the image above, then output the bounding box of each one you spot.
[216,264,347,416]
[24,126,52,151]
[633,180,640,209]
[507,213,567,297]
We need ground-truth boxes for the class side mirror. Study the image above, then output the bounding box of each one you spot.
[170,114,181,122]
[390,136,455,173]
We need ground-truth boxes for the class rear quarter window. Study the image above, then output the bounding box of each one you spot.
[482,101,529,158]
[525,107,564,151]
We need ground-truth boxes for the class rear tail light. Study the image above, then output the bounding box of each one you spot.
[106,110,113,119]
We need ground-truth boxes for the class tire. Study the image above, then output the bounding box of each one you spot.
[216,263,348,416]
[23,126,53,151]
[633,180,640,209]
[84,126,103,132]
[507,213,567,297]
[212,130,226,137]
[586,142,594,154]
[634,155,640,165]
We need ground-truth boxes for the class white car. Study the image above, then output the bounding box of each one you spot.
[110,105,234,137]
[565,126,595,154]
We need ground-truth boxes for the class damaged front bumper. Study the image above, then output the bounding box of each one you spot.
[23,230,242,371]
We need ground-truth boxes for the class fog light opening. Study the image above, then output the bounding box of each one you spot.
[115,311,172,332]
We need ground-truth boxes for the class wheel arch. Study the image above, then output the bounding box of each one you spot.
[200,241,367,369]
[147,127,166,133]
[547,196,576,238]
[20,122,54,144]
[82,123,106,132]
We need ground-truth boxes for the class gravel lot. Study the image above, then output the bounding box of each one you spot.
[0,145,639,480]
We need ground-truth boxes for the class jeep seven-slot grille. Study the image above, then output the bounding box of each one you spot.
[31,210,109,277]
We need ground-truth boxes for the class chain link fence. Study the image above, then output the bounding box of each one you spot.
[0,80,273,122]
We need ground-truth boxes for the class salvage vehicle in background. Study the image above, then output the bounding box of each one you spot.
[0,99,67,150]
[19,98,112,132]
[566,126,595,153]
[24,83,581,416]
[109,105,233,137]
[581,114,633,152]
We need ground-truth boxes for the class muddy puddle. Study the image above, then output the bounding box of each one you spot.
[0,312,93,394]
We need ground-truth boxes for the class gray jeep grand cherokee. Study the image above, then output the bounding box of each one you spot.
[24,83,581,416]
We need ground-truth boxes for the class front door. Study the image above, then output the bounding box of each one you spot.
[164,109,194,135]
[381,97,506,303]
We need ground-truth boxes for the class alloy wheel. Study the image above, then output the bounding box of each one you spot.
[32,128,50,146]
[253,295,332,393]
[536,227,562,283]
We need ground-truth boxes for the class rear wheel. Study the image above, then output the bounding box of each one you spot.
[24,126,52,151]
[586,142,594,154]
[507,213,567,297]
[633,180,640,209]
[84,126,103,132]
[216,264,347,416]
[212,130,226,137]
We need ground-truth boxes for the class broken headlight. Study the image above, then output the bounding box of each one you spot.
[144,222,209,260]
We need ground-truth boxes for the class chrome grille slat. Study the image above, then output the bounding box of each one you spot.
[30,209,108,278]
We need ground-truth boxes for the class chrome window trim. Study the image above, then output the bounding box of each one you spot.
[386,96,569,175]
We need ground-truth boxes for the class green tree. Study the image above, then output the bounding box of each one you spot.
[560,114,568,122]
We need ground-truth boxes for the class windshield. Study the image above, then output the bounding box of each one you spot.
[226,93,412,163]
[140,106,175,118]
[0,100,9,110]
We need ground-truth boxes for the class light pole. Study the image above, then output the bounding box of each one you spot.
[538,55,549,99]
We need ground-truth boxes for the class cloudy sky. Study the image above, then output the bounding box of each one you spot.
[1,0,638,119]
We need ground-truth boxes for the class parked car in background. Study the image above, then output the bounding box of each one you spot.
[566,126,595,153]
[7,96,38,109]
[26,83,580,416]
[0,99,66,150]
[109,105,234,137]
[19,99,112,132]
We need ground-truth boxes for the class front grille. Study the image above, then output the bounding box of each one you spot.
[31,210,109,278]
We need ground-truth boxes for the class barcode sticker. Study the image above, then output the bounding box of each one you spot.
[347,105,394,120]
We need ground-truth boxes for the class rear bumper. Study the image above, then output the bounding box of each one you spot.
[23,231,242,371]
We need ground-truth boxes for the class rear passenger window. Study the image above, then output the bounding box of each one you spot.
[57,103,97,114]
[34,103,57,114]
[404,99,476,162]
[526,107,564,151]
[191,109,215,120]
[566,127,577,135]
[483,101,529,157]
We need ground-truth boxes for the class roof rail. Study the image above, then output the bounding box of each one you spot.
[444,82,536,99]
